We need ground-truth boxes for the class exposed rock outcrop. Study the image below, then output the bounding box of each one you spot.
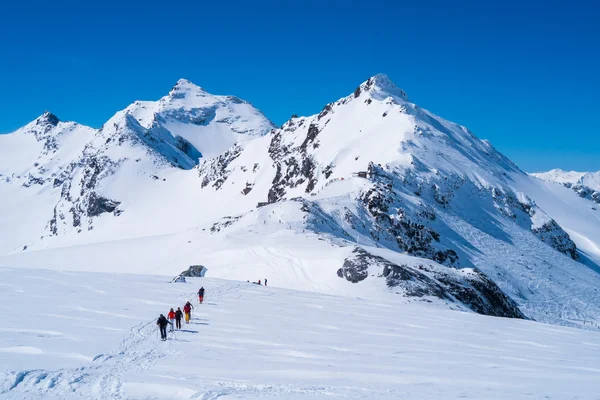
[338,248,525,319]
[180,265,208,277]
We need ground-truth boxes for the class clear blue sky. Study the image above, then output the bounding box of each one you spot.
[1,0,598,172]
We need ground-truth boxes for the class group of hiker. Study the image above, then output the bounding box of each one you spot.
[156,287,205,341]
[249,278,267,286]
[156,280,268,341]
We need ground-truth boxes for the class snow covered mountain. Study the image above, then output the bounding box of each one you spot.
[2,75,600,329]
[0,80,274,248]
[532,169,600,205]
[532,168,600,191]
[121,78,275,160]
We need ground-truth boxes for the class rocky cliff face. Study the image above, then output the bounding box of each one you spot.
[563,182,600,206]
[338,247,524,318]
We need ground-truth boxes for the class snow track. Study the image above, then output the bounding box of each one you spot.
[2,307,159,399]
[0,274,243,399]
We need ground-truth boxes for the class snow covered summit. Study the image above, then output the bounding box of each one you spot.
[357,73,409,100]
[122,78,275,160]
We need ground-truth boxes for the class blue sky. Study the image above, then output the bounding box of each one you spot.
[1,0,598,172]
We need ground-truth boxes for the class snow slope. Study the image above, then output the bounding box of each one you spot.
[1,267,599,400]
[512,173,600,265]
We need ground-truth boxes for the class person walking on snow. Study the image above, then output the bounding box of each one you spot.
[156,314,172,341]
[183,301,194,324]
[175,307,183,329]
[198,287,205,304]
[167,308,176,332]
[265,278,267,287]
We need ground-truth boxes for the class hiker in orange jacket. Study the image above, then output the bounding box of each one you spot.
[167,308,176,332]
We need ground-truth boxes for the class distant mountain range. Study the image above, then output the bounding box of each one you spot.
[532,169,600,205]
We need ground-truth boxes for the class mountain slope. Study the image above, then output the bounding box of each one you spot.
[1,75,600,328]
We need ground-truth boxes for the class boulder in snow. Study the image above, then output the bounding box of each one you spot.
[181,265,208,277]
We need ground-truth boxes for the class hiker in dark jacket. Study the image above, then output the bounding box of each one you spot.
[156,314,172,341]
[175,307,183,329]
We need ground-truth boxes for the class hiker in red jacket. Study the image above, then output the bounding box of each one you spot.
[167,308,176,332]
[183,301,193,324]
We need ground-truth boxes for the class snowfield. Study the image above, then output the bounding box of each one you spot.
[1,267,599,400]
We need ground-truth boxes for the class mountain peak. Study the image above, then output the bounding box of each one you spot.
[174,78,194,87]
[36,111,60,127]
[357,74,408,101]
[169,78,208,99]
[173,78,204,91]
[370,73,395,88]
